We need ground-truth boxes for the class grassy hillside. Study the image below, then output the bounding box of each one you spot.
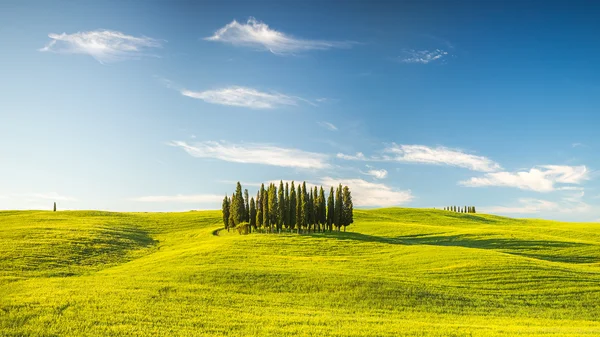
[1,208,599,336]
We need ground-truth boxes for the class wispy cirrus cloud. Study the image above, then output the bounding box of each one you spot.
[338,145,500,172]
[460,165,589,192]
[400,49,448,64]
[319,177,412,207]
[181,86,308,109]
[169,140,329,169]
[131,194,223,203]
[385,145,501,172]
[205,17,354,55]
[317,121,338,131]
[39,29,163,63]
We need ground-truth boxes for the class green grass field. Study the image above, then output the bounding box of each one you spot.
[1,208,599,336]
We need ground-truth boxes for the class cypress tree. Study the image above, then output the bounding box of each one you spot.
[249,198,256,232]
[289,181,296,231]
[53,202,56,212]
[319,187,326,232]
[222,195,230,230]
[278,181,285,232]
[472,206,476,214]
[334,184,343,231]
[244,189,250,222]
[256,191,262,230]
[296,184,302,233]
[327,186,334,232]
[308,188,314,232]
[284,182,290,229]
[342,186,353,232]
[230,182,245,226]
[228,193,235,231]
[268,183,278,233]
[301,182,308,232]
[262,184,269,233]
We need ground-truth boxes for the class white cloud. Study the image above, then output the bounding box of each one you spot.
[170,140,330,169]
[131,194,223,203]
[383,144,501,172]
[336,152,366,160]
[480,193,591,215]
[400,49,448,64]
[205,17,354,55]
[317,121,338,131]
[181,86,304,109]
[460,165,589,192]
[362,169,388,179]
[319,177,412,207]
[39,29,163,63]
[572,143,585,148]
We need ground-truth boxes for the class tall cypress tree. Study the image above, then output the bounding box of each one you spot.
[262,184,269,232]
[222,195,230,230]
[256,191,262,230]
[289,181,296,231]
[342,185,353,232]
[284,182,290,229]
[231,182,245,226]
[296,184,302,233]
[228,193,236,231]
[308,188,314,232]
[319,187,326,232]
[278,181,285,232]
[327,186,334,232]
[244,189,250,222]
[301,182,308,232]
[268,183,278,233]
[334,184,343,231]
[472,206,476,213]
[249,197,256,232]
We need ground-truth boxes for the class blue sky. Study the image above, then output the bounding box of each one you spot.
[1,0,599,221]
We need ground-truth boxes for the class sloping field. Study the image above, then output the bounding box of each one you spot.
[1,208,599,336]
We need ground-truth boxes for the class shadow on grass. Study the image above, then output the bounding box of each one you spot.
[306,231,597,264]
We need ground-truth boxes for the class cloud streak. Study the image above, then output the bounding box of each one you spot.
[317,121,338,131]
[170,140,330,169]
[205,17,354,55]
[383,144,501,172]
[181,86,309,109]
[362,169,388,179]
[400,49,448,64]
[39,29,163,63]
[460,165,589,192]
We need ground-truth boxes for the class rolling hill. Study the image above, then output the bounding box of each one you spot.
[1,208,599,336]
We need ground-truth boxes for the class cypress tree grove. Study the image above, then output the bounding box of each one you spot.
[278,181,285,232]
[327,187,334,232]
[289,181,296,231]
[342,186,353,232]
[222,195,230,230]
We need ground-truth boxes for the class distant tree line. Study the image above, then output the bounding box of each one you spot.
[222,181,353,234]
[444,206,476,213]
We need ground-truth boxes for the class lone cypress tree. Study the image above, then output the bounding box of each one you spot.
[53,202,56,212]
[327,186,334,232]
[222,195,230,230]
[289,181,296,231]
[249,198,257,231]
[342,185,353,232]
